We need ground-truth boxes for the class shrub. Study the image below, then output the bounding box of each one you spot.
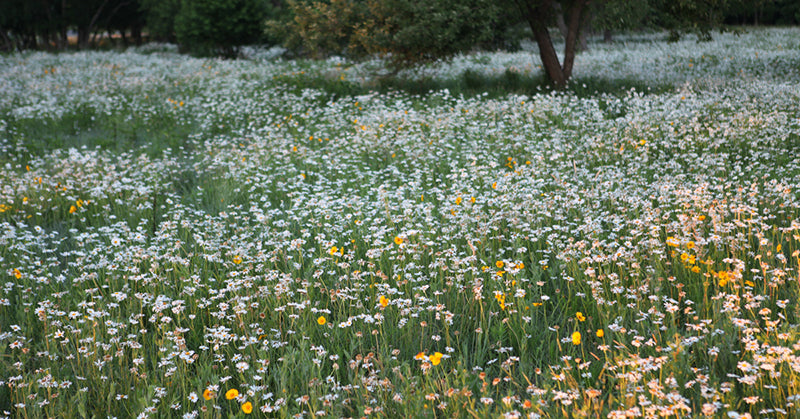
[276,0,502,67]
[174,0,269,58]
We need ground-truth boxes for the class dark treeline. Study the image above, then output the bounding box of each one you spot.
[724,0,800,26]
[0,0,146,51]
[1,0,798,56]
[0,0,278,56]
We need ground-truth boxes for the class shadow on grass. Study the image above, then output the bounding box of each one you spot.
[276,68,675,101]
[3,103,198,161]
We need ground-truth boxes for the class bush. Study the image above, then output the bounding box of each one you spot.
[174,0,269,58]
[276,0,503,67]
[141,0,181,42]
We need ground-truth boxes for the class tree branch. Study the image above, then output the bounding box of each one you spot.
[88,0,111,35]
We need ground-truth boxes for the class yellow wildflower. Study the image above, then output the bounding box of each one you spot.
[242,402,253,414]
[495,293,506,310]
[430,352,443,366]
[718,271,729,287]
[203,389,214,400]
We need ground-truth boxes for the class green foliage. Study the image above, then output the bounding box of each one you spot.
[724,0,800,25]
[653,0,730,41]
[591,0,654,33]
[277,0,503,67]
[0,0,50,50]
[274,0,367,59]
[141,0,180,42]
[356,0,504,65]
[174,0,269,57]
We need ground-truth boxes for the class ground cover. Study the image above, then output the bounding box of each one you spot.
[1,28,800,418]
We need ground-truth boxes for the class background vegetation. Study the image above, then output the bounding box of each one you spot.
[3,0,799,87]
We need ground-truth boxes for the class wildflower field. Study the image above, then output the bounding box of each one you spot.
[2,28,800,418]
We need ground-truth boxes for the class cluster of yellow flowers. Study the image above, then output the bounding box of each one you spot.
[415,351,445,366]
[201,388,252,414]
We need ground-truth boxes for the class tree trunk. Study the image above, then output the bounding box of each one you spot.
[80,0,111,49]
[515,0,565,88]
[132,24,143,46]
[553,2,588,52]
[26,32,38,50]
[515,0,588,89]
[59,0,68,49]
[40,0,55,50]
[555,3,568,40]
[78,27,90,49]
[603,29,612,43]
[46,30,56,50]
[561,0,586,80]
[0,29,14,52]
[533,24,567,88]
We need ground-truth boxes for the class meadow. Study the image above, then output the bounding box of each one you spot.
[1,27,800,418]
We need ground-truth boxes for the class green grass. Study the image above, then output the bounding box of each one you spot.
[275,67,674,101]
[2,29,800,418]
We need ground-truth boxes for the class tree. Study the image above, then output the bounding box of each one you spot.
[68,0,110,48]
[174,0,270,57]
[278,0,503,64]
[276,0,366,59]
[140,0,180,42]
[513,0,590,88]
[352,0,504,65]
[724,0,800,25]
[279,0,593,88]
[652,0,730,41]
[106,0,146,46]
[0,0,65,51]
[590,0,653,43]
